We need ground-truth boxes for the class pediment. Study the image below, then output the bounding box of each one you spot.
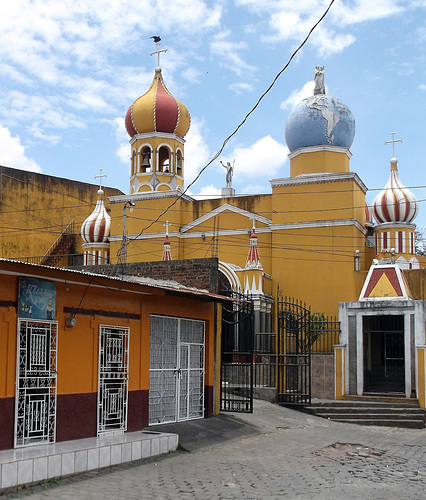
[180,203,271,234]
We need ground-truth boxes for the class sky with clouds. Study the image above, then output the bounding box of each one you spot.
[1,0,426,227]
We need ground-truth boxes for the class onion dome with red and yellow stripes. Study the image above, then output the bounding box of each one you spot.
[81,189,111,244]
[372,158,418,224]
[125,68,191,139]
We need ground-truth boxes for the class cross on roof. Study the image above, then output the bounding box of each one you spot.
[385,132,402,158]
[94,168,107,189]
[163,220,171,237]
[149,37,168,68]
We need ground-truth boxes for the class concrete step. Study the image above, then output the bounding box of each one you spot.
[343,395,419,405]
[303,398,425,429]
[332,418,425,429]
[314,411,424,420]
[311,399,420,408]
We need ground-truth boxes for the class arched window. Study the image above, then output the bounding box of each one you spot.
[131,150,137,176]
[140,146,151,173]
[176,150,183,177]
[159,146,171,173]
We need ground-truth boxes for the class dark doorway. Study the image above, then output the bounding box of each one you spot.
[363,315,405,394]
[220,290,254,413]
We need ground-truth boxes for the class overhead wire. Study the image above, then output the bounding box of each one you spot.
[122,0,337,256]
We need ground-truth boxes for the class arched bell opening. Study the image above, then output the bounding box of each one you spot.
[140,146,152,173]
[131,149,137,176]
[159,146,171,173]
[176,149,183,177]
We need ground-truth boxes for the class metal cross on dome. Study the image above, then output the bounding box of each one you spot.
[94,168,107,189]
[385,132,402,158]
[149,36,167,68]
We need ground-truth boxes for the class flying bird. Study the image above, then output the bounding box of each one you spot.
[150,36,161,43]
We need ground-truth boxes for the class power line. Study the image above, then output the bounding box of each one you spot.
[123,0,337,254]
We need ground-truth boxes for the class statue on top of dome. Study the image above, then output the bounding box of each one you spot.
[314,65,325,95]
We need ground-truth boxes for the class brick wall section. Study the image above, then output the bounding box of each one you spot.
[311,353,335,399]
[81,258,219,294]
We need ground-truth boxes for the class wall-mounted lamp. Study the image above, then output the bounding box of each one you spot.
[354,249,360,271]
[66,316,76,328]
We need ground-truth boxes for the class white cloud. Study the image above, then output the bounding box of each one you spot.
[313,28,356,56]
[183,119,211,187]
[281,81,314,110]
[189,184,222,199]
[238,0,403,57]
[229,82,254,94]
[210,31,256,77]
[220,136,288,180]
[114,118,130,164]
[0,125,41,172]
[330,0,403,25]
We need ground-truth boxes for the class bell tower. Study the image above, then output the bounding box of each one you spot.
[124,39,191,194]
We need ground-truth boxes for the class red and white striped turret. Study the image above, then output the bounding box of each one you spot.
[161,235,172,261]
[372,158,418,224]
[245,228,262,269]
[81,189,111,243]
[81,189,111,265]
[161,221,172,261]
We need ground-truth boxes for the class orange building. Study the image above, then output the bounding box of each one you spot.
[0,258,223,452]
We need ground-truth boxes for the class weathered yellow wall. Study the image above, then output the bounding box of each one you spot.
[0,166,123,260]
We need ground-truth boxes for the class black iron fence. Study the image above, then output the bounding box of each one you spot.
[220,292,254,413]
[310,316,340,353]
[254,332,276,388]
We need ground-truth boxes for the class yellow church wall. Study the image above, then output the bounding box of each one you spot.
[110,193,274,274]
[271,224,367,316]
[0,166,123,262]
[289,149,350,177]
[271,178,366,226]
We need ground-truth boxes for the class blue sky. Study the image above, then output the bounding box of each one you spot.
[1,0,426,228]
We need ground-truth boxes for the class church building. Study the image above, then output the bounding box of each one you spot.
[93,51,426,406]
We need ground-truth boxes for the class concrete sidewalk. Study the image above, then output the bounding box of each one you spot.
[148,412,260,452]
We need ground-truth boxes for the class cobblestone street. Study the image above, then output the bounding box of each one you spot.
[3,400,426,499]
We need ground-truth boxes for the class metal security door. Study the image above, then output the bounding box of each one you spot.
[15,320,58,448]
[220,292,254,413]
[277,297,311,405]
[149,316,205,425]
[179,319,205,421]
[97,325,130,435]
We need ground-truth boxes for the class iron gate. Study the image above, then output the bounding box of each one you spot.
[277,297,311,405]
[149,315,205,425]
[15,320,58,447]
[220,292,254,413]
[97,325,130,435]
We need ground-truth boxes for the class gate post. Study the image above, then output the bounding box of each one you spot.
[334,344,346,400]
[417,346,426,409]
